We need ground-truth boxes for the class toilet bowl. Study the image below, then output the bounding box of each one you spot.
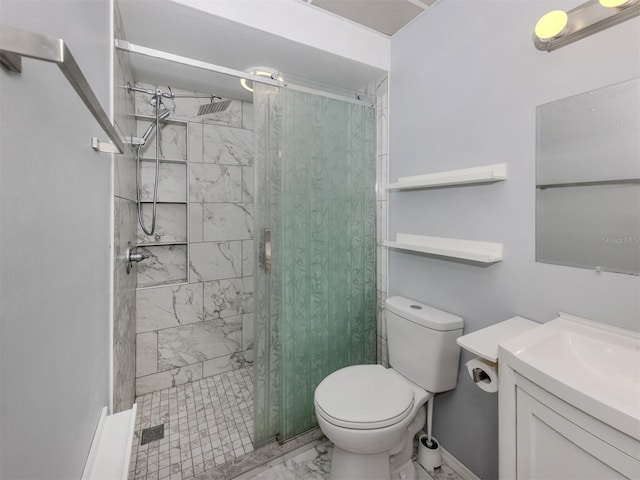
[314,296,464,480]
[314,365,430,480]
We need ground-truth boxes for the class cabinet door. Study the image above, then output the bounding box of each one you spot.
[516,387,638,479]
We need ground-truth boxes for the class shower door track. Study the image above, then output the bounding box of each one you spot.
[114,39,374,107]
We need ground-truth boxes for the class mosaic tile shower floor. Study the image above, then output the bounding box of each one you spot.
[129,366,254,480]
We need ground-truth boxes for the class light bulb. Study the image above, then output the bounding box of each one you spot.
[599,0,635,7]
[240,68,282,93]
[535,10,569,41]
[240,78,254,93]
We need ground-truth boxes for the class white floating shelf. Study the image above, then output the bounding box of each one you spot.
[384,233,504,263]
[386,163,506,190]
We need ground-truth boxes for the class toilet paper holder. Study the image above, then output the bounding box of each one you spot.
[465,358,499,393]
[472,367,490,383]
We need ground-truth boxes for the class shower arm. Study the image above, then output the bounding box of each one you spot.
[126,82,221,103]
[172,93,222,102]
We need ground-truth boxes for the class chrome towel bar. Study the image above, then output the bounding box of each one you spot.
[0,24,124,154]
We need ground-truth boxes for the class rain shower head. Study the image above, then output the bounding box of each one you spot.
[141,108,171,143]
[197,99,231,116]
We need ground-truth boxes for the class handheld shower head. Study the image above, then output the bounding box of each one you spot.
[140,108,171,143]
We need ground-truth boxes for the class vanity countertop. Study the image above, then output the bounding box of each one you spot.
[457,316,539,363]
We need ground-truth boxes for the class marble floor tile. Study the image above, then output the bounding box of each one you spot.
[193,430,325,480]
[232,440,465,480]
[237,442,332,480]
[421,462,464,480]
[130,366,254,480]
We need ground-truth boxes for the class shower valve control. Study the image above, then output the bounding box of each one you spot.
[126,241,149,274]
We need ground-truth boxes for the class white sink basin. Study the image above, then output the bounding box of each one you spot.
[499,312,640,440]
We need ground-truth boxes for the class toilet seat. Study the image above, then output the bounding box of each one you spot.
[314,365,415,430]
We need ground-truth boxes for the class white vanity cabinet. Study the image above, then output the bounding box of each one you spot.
[498,313,640,480]
[513,376,639,479]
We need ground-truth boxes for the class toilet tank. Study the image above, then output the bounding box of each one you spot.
[385,296,463,393]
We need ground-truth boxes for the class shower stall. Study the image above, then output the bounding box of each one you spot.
[112,5,386,479]
[253,83,377,444]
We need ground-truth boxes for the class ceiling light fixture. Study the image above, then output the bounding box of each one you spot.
[533,0,640,51]
[239,67,283,93]
[599,0,636,7]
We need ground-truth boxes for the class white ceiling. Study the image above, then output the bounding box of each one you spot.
[304,0,434,36]
[117,0,397,102]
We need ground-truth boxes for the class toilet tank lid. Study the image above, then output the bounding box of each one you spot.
[385,296,463,331]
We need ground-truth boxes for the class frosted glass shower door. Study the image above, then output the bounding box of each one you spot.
[253,84,377,443]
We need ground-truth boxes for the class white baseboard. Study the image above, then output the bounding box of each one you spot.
[441,446,482,480]
[82,403,137,480]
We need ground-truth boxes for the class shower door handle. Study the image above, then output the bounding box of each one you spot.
[263,227,272,274]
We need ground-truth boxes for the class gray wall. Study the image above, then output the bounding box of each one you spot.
[0,0,113,477]
[389,1,640,479]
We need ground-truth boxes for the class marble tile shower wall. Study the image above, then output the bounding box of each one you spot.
[133,82,255,395]
[112,2,138,412]
[369,76,389,368]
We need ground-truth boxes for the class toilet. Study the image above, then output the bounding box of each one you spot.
[314,296,463,480]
